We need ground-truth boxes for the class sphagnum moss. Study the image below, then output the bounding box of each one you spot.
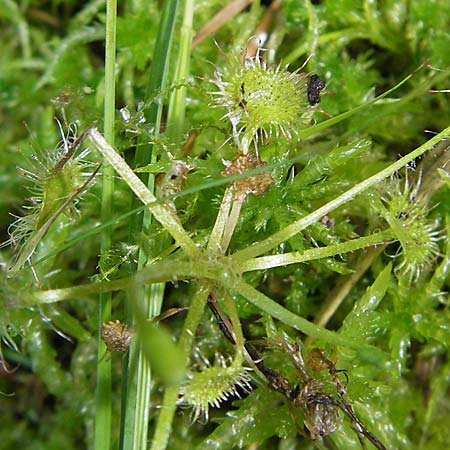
[1,2,449,450]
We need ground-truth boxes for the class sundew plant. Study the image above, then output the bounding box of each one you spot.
[0,1,449,449]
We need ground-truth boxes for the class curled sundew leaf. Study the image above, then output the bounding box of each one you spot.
[6,126,98,275]
[179,353,252,422]
[375,175,442,282]
[211,51,319,153]
[425,216,450,298]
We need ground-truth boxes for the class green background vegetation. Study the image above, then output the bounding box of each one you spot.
[0,1,449,449]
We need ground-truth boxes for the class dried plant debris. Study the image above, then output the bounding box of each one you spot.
[101,309,188,352]
[208,297,386,449]
[222,152,274,198]
[101,320,134,352]
[156,160,191,199]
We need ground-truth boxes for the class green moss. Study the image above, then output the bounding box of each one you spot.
[0,1,449,449]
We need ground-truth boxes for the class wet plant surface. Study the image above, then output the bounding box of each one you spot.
[1,1,449,450]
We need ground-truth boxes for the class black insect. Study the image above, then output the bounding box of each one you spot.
[239,82,247,108]
[307,74,326,106]
[320,215,336,228]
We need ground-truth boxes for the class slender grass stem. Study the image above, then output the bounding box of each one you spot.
[166,0,195,139]
[121,2,180,448]
[150,284,210,450]
[94,1,116,449]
